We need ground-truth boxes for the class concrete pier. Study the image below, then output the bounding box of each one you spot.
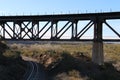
[92,41,104,65]
[92,18,104,65]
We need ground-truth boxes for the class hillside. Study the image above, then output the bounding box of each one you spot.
[8,43,120,80]
[0,41,27,80]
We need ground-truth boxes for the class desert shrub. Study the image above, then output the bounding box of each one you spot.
[53,70,89,80]
[3,50,21,59]
[0,41,8,54]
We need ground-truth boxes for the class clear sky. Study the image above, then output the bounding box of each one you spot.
[0,0,119,39]
[0,0,120,15]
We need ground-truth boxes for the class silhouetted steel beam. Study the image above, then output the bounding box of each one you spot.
[0,12,120,21]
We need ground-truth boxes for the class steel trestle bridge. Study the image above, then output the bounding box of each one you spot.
[0,12,120,41]
[0,12,120,65]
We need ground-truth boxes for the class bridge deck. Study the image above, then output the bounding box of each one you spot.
[0,12,120,21]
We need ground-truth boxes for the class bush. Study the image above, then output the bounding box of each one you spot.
[3,50,21,59]
[0,41,8,55]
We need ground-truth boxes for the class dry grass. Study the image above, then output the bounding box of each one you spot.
[54,70,88,80]
[104,43,120,62]
[8,43,120,80]
[9,43,92,57]
[9,43,120,62]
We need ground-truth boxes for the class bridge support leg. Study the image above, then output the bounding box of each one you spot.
[92,41,104,65]
[92,18,104,65]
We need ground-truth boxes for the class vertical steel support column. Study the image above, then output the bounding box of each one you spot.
[72,20,78,40]
[51,21,57,40]
[32,21,34,39]
[92,18,104,65]
[51,22,53,39]
[75,21,78,39]
[31,21,39,40]
[13,22,15,39]
[37,22,39,39]
[3,23,5,39]
[0,23,2,39]
[19,22,22,39]
[32,21,39,39]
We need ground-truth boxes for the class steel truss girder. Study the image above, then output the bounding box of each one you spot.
[104,21,120,37]
[0,12,119,42]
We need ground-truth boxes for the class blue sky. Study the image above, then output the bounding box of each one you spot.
[0,0,120,15]
[0,0,119,39]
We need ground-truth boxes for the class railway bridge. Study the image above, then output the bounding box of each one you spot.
[0,12,120,65]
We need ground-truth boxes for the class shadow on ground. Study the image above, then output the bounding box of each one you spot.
[47,52,120,80]
[0,42,27,80]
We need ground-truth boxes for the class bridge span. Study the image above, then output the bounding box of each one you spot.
[0,12,120,65]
